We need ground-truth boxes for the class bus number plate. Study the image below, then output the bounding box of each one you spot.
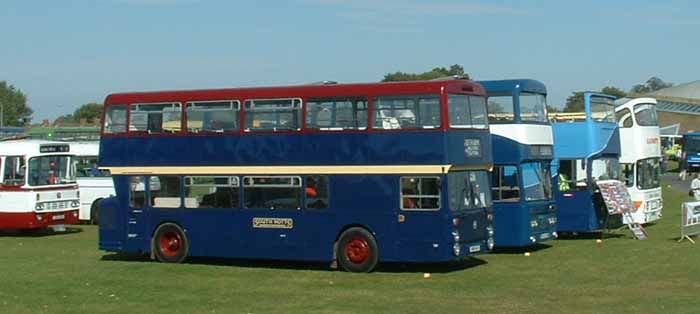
[469,245,481,253]
[53,214,65,220]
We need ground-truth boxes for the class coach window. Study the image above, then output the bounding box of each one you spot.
[557,159,588,191]
[372,95,441,130]
[401,177,441,210]
[305,175,329,209]
[129,176,147,208]
[186,100,240,133]
[129,102,182,134]
[616,108,633,128]
[448,95,489,129]
[243,176,301,210]
[2,156,26,186]
[491,166,520,202]
[104,105,127,134]
[184,176,240,208]
[634,103,658,127]
[151,176,182,208]
[306,98,368,130]
[487,96,515,123]
[244,98,302,131]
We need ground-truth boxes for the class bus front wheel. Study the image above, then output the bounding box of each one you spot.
[153,223,189,263]
[336,227,378,273]
[89,199,101,225]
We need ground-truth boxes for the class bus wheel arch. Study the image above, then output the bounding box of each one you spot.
[152,222,189,263]
[89,198,103,225]
[335,225,379,273]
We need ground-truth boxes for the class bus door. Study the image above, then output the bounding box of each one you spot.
[491,165,523,246]
[124,176,150,251]
[395,176,445,261]
[238,176,306,259]
[554,159,595,231]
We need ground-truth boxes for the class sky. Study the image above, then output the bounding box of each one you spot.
[1,0,699,122]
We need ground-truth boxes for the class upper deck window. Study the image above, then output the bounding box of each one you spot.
[590,96,615,123]
[448,95,489,129]
[616,108,633,128]
[186,100,240,133]
[372,95,441,130]
[306,97,368,131]
[520,93,548,123]
[487,96,515,122]
[244,98,302,132]
[129,102,182,134]
[103,105,127,134]
[633,103,658,127]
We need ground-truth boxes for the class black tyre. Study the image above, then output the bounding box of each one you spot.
[153,223,189,263]
[89,199,101,225]
[336,227,379,273]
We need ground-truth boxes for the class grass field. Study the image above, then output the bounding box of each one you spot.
[1,182,699,314]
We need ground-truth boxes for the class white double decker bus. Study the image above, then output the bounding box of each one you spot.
[615,98,663,224]
[70,142,115,224]
[0,140,80,230]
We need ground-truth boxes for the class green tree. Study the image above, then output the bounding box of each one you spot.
[72,102,103,123]
[0,81,33,126]
[630,76,673,94]
[563,92,585,112]
[382,64,469,82]
[601,86,627,99]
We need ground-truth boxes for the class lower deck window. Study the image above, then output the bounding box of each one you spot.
[244,176,301,210]
[558,159,588,191]
[185,176,239,208]
[306,175,329,209]
[401,177,441,210]
[151,176,182,208]
[129,176,147,208]
[492,166,520,202]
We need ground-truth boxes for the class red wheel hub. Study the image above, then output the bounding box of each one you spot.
[159,231,182,257]
[345,237,370,264]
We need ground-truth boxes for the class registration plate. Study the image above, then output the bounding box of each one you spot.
[53,214,65,220]
[540,233,550,240]
[469,245,481,253]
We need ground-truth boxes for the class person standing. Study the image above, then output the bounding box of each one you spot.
[692,174,700,201]
[679,151,688,181]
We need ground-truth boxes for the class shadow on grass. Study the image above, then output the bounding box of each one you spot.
[0,226,83,237]
[556,231,625,240]
[490,243,552,254]
[101,253,487,273]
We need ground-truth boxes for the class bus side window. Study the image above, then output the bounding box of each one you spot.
[491,165,520,202]
[243,176,301,210]
[129,103,182,134]
[129,176,147,208]
[305,175,329,209]
[151,176,182,208]
[400,177,440,210]
[558,159,588,191]
[2,156,26,186]
[184,176,240,209]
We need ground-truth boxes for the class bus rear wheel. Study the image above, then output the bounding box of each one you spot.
[153,223,189,263]
[89,199,101,225]
[336,227,378,273]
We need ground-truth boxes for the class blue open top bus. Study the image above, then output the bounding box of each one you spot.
[97,80,495,272]
[551,92,622,232]
[479,79,557,247]
[682,132,700,172]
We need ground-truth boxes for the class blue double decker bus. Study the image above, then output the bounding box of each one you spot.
[479,79,557,247]
[682,132,700,172]
[551,92,622,232]
[97,80,495,272]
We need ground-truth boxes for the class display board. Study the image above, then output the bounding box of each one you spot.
[680,201,700,243]
[596,180,636,215]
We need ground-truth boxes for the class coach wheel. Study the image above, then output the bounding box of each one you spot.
[89,199,101,225]
[336,227,378,273]
[153,223,189,263]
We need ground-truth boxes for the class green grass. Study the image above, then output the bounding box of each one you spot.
[1,182,699,314]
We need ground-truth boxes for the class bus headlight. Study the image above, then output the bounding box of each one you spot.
[548,217,557,225]
[452,230,460,242]
[35,203,44,211]
[530,220,539,228]
[453,243,461,256]
[487,238,494,250]
[71,201,80,208]
[487,212,494,222]
[487,226,494,237]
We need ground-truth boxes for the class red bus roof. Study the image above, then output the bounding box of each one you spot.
[104,80,485,105]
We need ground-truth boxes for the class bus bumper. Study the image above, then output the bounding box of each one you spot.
[0,209,80,229]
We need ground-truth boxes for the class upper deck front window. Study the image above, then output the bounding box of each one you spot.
[591,157,621,182]
[633,103,658,127]
[129,102,182,134]
[244,98,302,132]
[448,95,489,129]
[28,155,75,187]
[519,93,548,123]
[372,95,441,130]
[487,96,515,123]
[590,96,615,123]
[103,105,127,134]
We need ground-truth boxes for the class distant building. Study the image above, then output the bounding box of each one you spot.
[642,81,700,133]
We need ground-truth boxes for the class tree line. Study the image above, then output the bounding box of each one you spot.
[0,73,678,126]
